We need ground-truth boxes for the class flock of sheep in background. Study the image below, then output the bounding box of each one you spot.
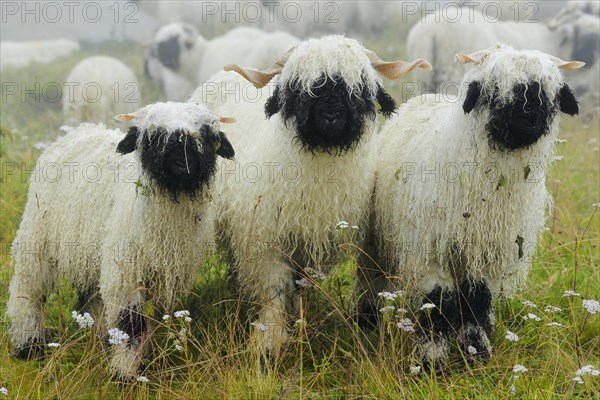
[3,0,598,380]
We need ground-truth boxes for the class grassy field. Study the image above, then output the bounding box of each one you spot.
[0,39,599,399]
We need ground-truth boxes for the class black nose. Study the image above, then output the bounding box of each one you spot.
[322,111,341,129]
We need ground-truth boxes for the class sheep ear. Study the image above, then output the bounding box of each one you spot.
[456,50,491,65]
[117,127,139,155]
[224,46,296,88]
[376,85,397,118]
[549,55,586,70]
[463,81,482,114]
[365,50,432,79]
[559,84,579,116]
[213,131,235,160]
[264,84,281,118]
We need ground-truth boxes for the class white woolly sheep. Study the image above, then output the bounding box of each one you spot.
[192,35,431,362]
[406,6,598,98]
[63,56,141,126]
[145,23,300,101]
[7,102,235,379]
[356,45,583,370]
[0,39,80,70]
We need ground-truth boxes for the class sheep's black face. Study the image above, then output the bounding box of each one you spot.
[463,81,579,150]
[265,74,382,155]
[157,35,180,71]
[117,126,234,201]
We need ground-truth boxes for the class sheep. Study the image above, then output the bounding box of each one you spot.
[192,35,431,362]
[406,6,598,98]
[7,101,235,379]
[145,23,300,101]
[355,45,583,370]
[0,39,80,70]
[63,56,141,126]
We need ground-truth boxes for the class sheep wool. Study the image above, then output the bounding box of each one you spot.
[361,45,582,368]
[7,102,234,379]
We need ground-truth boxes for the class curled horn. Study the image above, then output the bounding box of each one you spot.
[224,46,297,88]
[549,55,586,70]
[365,49,432,80]
[455,49,492,65]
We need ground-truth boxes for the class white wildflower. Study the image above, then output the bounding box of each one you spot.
[575,365,600,376]
[573,376,584,384]
[162,314,170,321]
[173,310,190,318]
[351,225,359,230]
[336,221,350,229]
[587,138,597,145]
[0,387,7,396]
[47,342,62,348]
[513,364,528,373]
[409,366,421,375]
[378,291,397,301]
[544,306,561,313]
[136,376,149,383]
[295,278,313,288]
[510,384,516,396]
[251,322,269,331]
[505,330,519,342]
[108,328,130,345]
[179,328,187,337]
[546,322,563,327]
[184,316,192,323]
[582,299,600,315]
[294,319,305,326]
[593,202,600,207]
[379,306,396,313]
[419,303,436,311]
[395,308,408,314]
[175,343,183,352]
[305,267,327,281]
[521,300,537,308]
[523,313,541,321]
[34,142,50,151]
[396,318,415,332]
[72,311,95,329]
[467,346,477,355]
[563,290,581,297]
[394,290,406,297]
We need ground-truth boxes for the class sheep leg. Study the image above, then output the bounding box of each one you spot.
[456,280,494,360]
[76,289,106,337]
[252,254,294,367]
[416,275,458,371]
[354,237,390,330]
[6,258,52,360]
[108,291,149,381]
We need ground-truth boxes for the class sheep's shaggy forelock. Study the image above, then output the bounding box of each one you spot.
[463,47,564,107]
[279,35,381,99]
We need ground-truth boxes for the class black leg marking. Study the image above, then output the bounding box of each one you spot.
[457,280,494,360]
[417,286,459,371]
[116,304,147,349]
[14,337,46,361]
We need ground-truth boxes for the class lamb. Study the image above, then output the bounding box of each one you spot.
[0,39,80,70]
[7,102,235,379]
[355,45,583,370]
[193,35,431,362]
[63,56,141,125]
[406,6,597,97]
[145,23,300,101]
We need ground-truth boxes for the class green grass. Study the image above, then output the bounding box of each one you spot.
[0,40,599,399]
